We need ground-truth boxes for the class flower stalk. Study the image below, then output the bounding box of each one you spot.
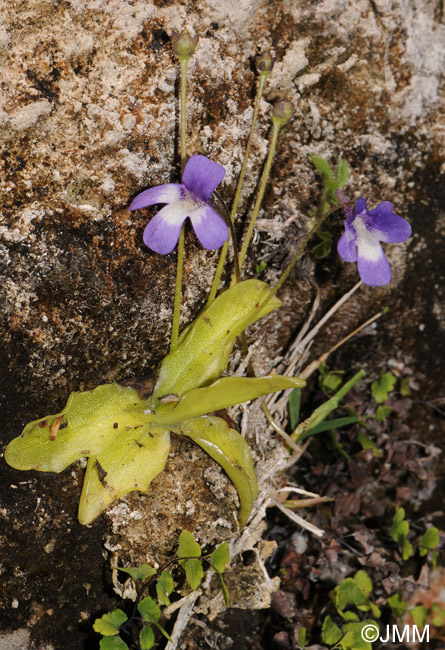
[170,31,198,352]
[237,99,293,276]
[171,225,185,351]
[256,203,340,317]
[207,56,273,306]
[179,57,189,171]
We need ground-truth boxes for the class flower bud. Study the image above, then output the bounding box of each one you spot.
[171,30,199,60]
[272,99,294,127]
[256,52,274,75]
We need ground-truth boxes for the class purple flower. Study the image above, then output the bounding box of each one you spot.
[129,154,229,255]
[337,194,412,286]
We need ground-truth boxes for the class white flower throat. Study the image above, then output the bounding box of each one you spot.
[354,215,382,262]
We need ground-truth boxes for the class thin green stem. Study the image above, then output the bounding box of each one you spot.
[237,119,281,274]
[256,204,340,316]
[231,73,268,225]
[171,225,185,352]
[206,73,269,306]
[180,58,189,170]
[171,57,189,353]
[272,206,339,298]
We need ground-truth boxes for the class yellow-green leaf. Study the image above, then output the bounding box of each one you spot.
[171,416,258,527]
[138,597,160,624]
[419,526,440,555]
[321,616,343,645]
[409,605,428,629]
[100,637,128,650]
[334,579,368,610]
[156,375,305,426]
[154,280,282,398]
[78,424,170,525]
[371,372,396,403]
[353,570,373,597]
[5,383,149,473]
[387,593,407,618]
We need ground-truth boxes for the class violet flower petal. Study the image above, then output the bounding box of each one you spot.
[181,155,226,202]
[189,204,229,250]
[353,197,368,215]
[129,183,182,211]
[357,241,391,286]
[366,202,412,243]
[337,221,358,262]
[142,202,190,254]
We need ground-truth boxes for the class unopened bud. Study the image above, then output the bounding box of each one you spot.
[256,52,274,75]
[272,99,294,127]
[171,30,199,60]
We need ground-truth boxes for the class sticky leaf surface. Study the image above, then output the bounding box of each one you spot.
[154,280,282,398]
[156,375,305,426]
[78,424,170,524]
[5,383,149,473]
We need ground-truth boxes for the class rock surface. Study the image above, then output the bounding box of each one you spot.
[1,0,444,648]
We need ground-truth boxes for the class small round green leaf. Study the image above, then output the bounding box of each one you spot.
[353,570,373,596]
[409,605,428,629]
[93,609,127,636]
[138,596,161,624]
[420,526,440,551]
[387,593,407,618]
[115,564,157,581]
[100,637,128,650]
[185,558,204,590]
[334,579,367,609]
[321,616,343,645]
[210,542,230,573]
[156,570,175,606]
[139,626,155,650]
[177,530,201,565]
